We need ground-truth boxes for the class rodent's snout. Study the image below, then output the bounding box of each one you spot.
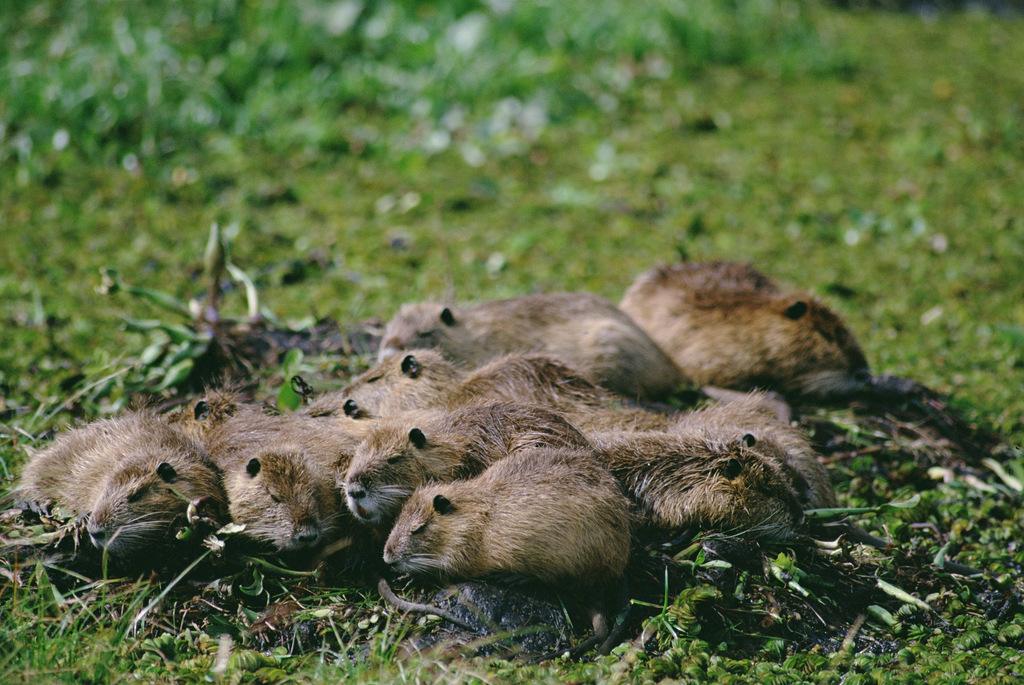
[87,522,109,549]
[346,482,367,500]
[292,524,321,549]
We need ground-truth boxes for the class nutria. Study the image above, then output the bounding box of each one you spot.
[589,430,806,538]
[302,349,461,420]
[620,261,907,399]
[168,387,256,439]
[199,411,370,552]
[220,443,343,553]
[321,350,674,433]
[15,411,228,557]
[344,402,591,525]
[383,447,631,655]
[669,393,836,509]
[376,292,691,400]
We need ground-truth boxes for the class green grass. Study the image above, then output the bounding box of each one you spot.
[2,0,1024,682]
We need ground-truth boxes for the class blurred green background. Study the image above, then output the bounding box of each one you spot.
[1,1,1023,680]
[2,1,1022,431]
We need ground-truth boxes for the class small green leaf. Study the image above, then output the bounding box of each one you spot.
[153,359,194,391]
[239,568,264,596]
[281,348,303,376]
[804,494,920,521]
[139,341,166,367]
[124,285,192,318]
[983,458,1023,492]
[277,383,301,412]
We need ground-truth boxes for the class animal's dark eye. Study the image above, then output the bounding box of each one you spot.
[270,493,282,504]
[343,399,359,417]
[387,454,404,465]
[127,487,147,503]
[412,521,427,535]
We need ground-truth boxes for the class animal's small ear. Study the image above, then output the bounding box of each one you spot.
[741,433,757,447]
[401,354,421,378]
[409,428,427,449]
[723,458,743,480]
[432,494,454,515]
[193,400,210,421]
[343,399,359,417]
[440,307,456,326]
[783,300,808,320]
[156,462,177,483]
[246,458,261,477]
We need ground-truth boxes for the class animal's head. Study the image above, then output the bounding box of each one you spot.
[87,448,227,556]
[377,303,461,361]
[773,296,870,397]
[694,433,805,538]
[344,422,444,526]
[382,485,469,576]
[339,350,459,419]
[172,389,245,438]
[224,447,340,553]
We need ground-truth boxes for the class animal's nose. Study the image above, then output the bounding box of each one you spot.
[347,483,367,500]
[293,525,320,547]
[382,547,395,565]
[88,526,109,548]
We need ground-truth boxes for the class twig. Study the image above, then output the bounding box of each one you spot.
[820,444,887,464]
[842,613,866,651]
[376,577,479,632]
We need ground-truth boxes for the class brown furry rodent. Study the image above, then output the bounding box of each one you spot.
[589,429,806,538]
[377,292,691,400]
[344,402,590,525]
[301,349,461,420]
[321,349,672,433]
[168,388,257,439]
[669,393,837,509]
[384,447,630,651]
[15,411,228,557]
[200,411,369,552]
[620,261,876,398]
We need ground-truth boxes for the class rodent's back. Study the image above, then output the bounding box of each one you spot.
[447,354,672,432]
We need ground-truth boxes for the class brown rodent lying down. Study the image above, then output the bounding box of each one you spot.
[308,349,677,432]
[384,446,631,656]
[185,396,371,554]
[621,260,922,399]
[376,291,692,400]
[15,410,228,558]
